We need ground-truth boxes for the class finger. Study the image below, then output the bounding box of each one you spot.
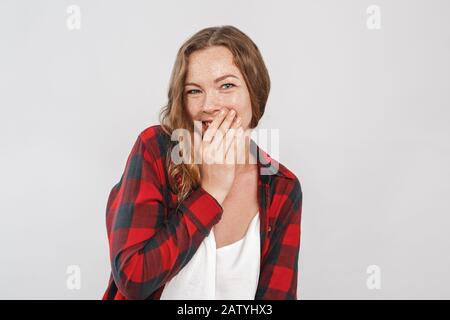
[223,119,243,165]
[233,127,246,165]
[226,126,246,164]
[223,115,241,155]
[210,108,236,151]
[192,122,203,163]
[202,107,229,143]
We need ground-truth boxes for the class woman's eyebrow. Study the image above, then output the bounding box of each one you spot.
[184,74,239,87]
[213,74,239,83]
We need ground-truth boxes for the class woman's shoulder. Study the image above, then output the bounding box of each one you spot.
[136,124,172,156]
[138,124,169,142]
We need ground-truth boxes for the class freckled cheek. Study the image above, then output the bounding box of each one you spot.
[221,94,251,119]
[228,96,252,127]
[185,97,203,114]
[185,101,200,120]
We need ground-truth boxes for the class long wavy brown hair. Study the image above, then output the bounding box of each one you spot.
[159,25,271,203]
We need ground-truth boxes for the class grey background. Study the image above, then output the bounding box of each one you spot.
[0,0,449,299]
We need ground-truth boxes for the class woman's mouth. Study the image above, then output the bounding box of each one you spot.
[202,121,212,132]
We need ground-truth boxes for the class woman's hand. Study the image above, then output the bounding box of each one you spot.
[199,107,242,204]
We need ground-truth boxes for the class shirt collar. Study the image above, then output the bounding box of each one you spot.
[250,138,295,181]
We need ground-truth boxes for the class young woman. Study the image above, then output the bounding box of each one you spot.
[102,25,303,300]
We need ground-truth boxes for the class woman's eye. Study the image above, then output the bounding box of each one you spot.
[186,89,201,95]
[221,83,235,89]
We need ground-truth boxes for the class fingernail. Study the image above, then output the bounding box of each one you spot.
[230,109,236,116]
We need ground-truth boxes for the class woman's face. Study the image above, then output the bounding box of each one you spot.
[184,45,253,132]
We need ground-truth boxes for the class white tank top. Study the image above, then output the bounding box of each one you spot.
[160,212,261,300]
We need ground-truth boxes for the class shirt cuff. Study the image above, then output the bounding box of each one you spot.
[178,186,224,235]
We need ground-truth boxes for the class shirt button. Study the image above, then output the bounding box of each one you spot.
[268,225,272,232]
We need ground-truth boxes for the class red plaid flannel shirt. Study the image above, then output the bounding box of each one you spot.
[102,124,303,300]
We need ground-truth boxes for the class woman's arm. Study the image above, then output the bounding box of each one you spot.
[105,132,223,300]
[255,178,302,300]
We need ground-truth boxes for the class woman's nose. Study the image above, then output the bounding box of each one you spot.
[202,92,223,113]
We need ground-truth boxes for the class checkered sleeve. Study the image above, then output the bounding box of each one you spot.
[105,132,224,300]
[255,178,302,300]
